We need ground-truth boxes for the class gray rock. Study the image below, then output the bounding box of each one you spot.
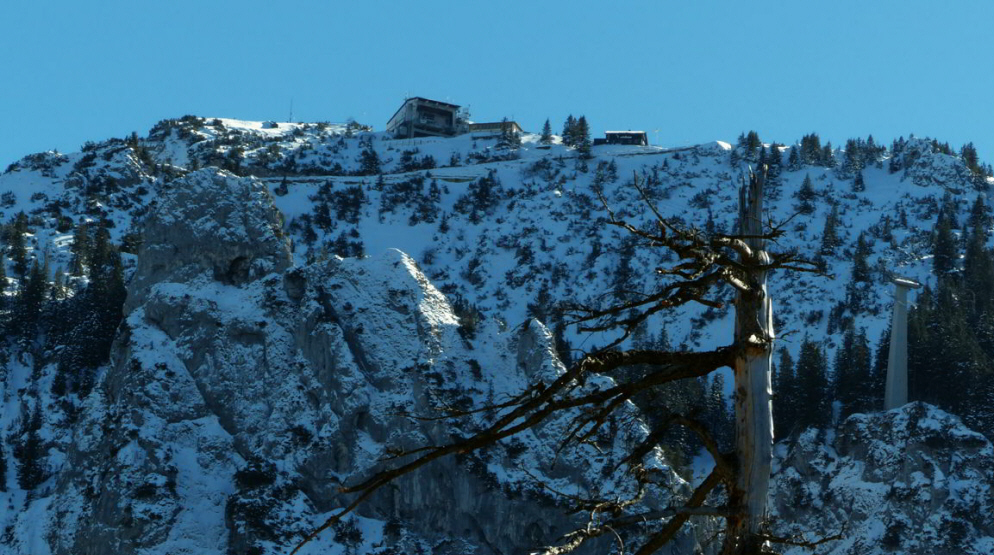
[770,402,994,555]
[45,169,694,555]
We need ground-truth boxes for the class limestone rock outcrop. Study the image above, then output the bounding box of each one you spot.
[770,402,994,555]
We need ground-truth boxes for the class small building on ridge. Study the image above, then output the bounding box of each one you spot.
[468,121,524,138]
[386,97,463,138]
[593,131,649,147]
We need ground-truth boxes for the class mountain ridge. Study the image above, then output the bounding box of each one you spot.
[0,114,992,553]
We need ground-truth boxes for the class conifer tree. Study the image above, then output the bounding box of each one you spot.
[763,145,783,200]
[800,133,821,165]
[794,338,830,431]
[742,130,761,160]
[796,174,816,215]
[787,146,800,170]
[358,146,381,176]
[772,347,797,440]
[834,327,873,420]
[844,233,873,313]
[841,138,864,177]
[961,142,980,174]
[561,115,577,147]
[8,213,28,279]
[14,259,47,335]
[967,195,991,239]
[705,373,733,450]
[852,170,865,193]
[821,142,836,168]
[907,286,938,403]
[851,233,872,283]
[539,119,553,145]
[497,118,521,150]
[16,402,45,491]
[932,211,958,275]
[575,116,592,159]
[819,203,842,256]
[963,223,994,321]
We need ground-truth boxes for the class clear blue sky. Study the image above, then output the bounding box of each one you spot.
[2,1,993,168]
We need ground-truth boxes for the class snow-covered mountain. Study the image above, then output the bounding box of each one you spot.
[771,403,994,555]
[0,115,991,553]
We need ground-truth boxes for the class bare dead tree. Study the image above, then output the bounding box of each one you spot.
[290,167,825,555]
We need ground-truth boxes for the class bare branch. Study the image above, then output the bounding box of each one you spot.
[632,469,724,555]
[760,521,847,548]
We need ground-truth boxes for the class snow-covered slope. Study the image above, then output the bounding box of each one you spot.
[770,403,994,555]
[0,115,991,553]
[0,165,696,554]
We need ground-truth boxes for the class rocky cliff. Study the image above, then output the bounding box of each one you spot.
[770,402,994,554]
[2,168,697,555]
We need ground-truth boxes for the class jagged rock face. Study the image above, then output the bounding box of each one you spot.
[125,168,291,312]
[43,169,690,555]
[770,402,994,555]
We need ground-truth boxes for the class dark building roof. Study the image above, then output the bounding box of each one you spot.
[387,97,461,126]
[605,130,647,136]
[408,97,460,109]
[595,131,649,146]
[468,121,523,133]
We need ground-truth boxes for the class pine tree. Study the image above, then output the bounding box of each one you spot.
[796,174,816,215]
[743,131,762,160]
[69,219,90,277]
[16,402,45,491]
[794,338,830,431]
[787,146,801,170]
[967,195,991,240]
[821,142,836,168]
[845,233,873,313]
[800,133,822,165]
[497,118,521,150]
[765,144,782,166]
[705,373,733,450]
[852,170,865,193]
[561,115,577,147]
[772,347,797,440]
[8,213,28,279]
[540,119,553,145]
[932,211,958,275]
[764,146,783,201]
[834,327,873,420]
[15,259,47,334]
[961,142,981,174]
[819,203,842,256]
[52,221,127,396]
[870,327,890,410]
[851,233,872,283]
[963,223,994,321]
[358,146,381,176]
[842,138,864,177]
[575,116,592,159]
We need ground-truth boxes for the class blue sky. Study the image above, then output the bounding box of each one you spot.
[2,1,993,168]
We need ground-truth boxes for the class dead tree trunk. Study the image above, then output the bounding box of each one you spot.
[727,167,774,554]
